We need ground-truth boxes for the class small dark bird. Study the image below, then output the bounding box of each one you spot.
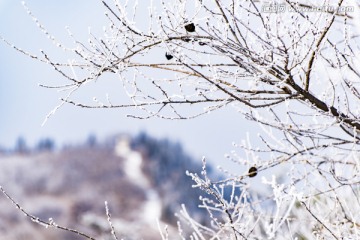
[248,166,258,178]
[184,23,196,32]
[165,52,173,60]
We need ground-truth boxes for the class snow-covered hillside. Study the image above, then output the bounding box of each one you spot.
[0,133,209,240]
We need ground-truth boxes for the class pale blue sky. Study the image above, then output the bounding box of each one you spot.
[0,1,257,168]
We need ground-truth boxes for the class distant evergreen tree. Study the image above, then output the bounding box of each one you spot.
[86,134,97,148]
[36,138,55,152]
[15,136,28,154]
[0,145,5,154]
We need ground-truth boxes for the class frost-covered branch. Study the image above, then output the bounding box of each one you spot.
[2,0,360,239]
[0,186,96,240]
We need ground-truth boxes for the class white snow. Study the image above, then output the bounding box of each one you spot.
[115,137,162,225]
[115,138,149,187]
[142,189,162,224]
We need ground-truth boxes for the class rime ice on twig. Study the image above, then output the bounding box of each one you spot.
[0,186,96,240]
[105,201,119,240]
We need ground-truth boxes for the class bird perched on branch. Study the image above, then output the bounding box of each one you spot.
[184,23,195,32]
[165,52,173,60]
